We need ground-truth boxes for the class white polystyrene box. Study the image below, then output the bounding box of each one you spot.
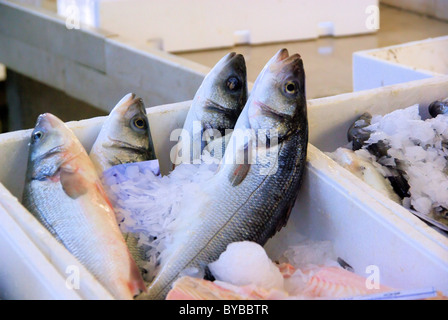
[98,0,379,52]
[353,36,448,91]
[0,76,448,299]
[380,0,448,22]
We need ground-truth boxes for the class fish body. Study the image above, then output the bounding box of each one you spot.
[90,93,155,175]
[22,113,146,300]
[347,113,410,199]
[174,52,247,165]
[329,148,401,203]
[142,48,308,299]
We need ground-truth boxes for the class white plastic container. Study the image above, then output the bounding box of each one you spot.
[353,36,448,91]
[1,76,448,299]
[381,0,448,22]
[99,0,379,52]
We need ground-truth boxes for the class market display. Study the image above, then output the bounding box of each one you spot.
[15,49,447,301]
[18,49,309,300]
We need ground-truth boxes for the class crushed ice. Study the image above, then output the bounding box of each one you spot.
[101,159,218,282]
[331,104,448,219]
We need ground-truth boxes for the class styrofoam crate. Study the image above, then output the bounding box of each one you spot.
[0,76,448,299]
[353,36,448,91]
[380,0,448,22]
[98,0,379,52]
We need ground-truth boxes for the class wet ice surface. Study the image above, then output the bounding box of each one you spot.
[101,159,218,281]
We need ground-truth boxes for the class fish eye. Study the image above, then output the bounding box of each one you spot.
[283,81,299,95]
[226,77,240,91]
[132,117,147,130]
[32,131,44,142]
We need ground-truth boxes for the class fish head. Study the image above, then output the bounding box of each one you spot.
[26,113,82,180]
[107,93,153,149]
[247,48,306,140]
[29,113,70,162]
[94,93,155,166]
[195,52,248,128]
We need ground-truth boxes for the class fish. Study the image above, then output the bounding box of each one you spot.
[329,148,402,203]
[90,93,155,175]
[22,113,146,300]
[347,112,373,151]
[347,113,410,199]
[347,112,389,158]
[428,98,448,118]
[173,52,248,165]
[139,48,308,300]
[89,93,156,276]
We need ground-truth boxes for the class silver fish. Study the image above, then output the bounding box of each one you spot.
[90,93,155,175]
[140,48,308,300]
[173,52,247,165]
[22,113,146,300]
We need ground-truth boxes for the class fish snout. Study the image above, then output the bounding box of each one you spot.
[273,48,290,62]
[35,113,64,130]
[113,93,146,116]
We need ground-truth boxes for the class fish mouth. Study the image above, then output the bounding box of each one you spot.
[218,52,246,72]
[204,99,238,118]
[106,137,152,158]
[32,144,66,165]
[112,93,145,116]
[36,113,64,130]
[223,52,238,63]
[252,100,294,121]
[268,49,303,75]
[272,48,301,63]
[274,48,290,62]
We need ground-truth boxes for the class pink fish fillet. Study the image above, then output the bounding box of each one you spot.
[303,267,393,299]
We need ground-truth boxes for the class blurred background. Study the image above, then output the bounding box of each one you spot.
[0,0,447,132]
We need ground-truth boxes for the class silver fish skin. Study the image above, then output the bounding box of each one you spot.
[141,48,308,300]
[90,93,155,175]
[174,52,248,165]
[22,113,146,300]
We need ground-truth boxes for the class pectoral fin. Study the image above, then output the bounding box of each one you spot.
[227,141,252,187]
[228,163,251,187]
[60,168,89,199]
